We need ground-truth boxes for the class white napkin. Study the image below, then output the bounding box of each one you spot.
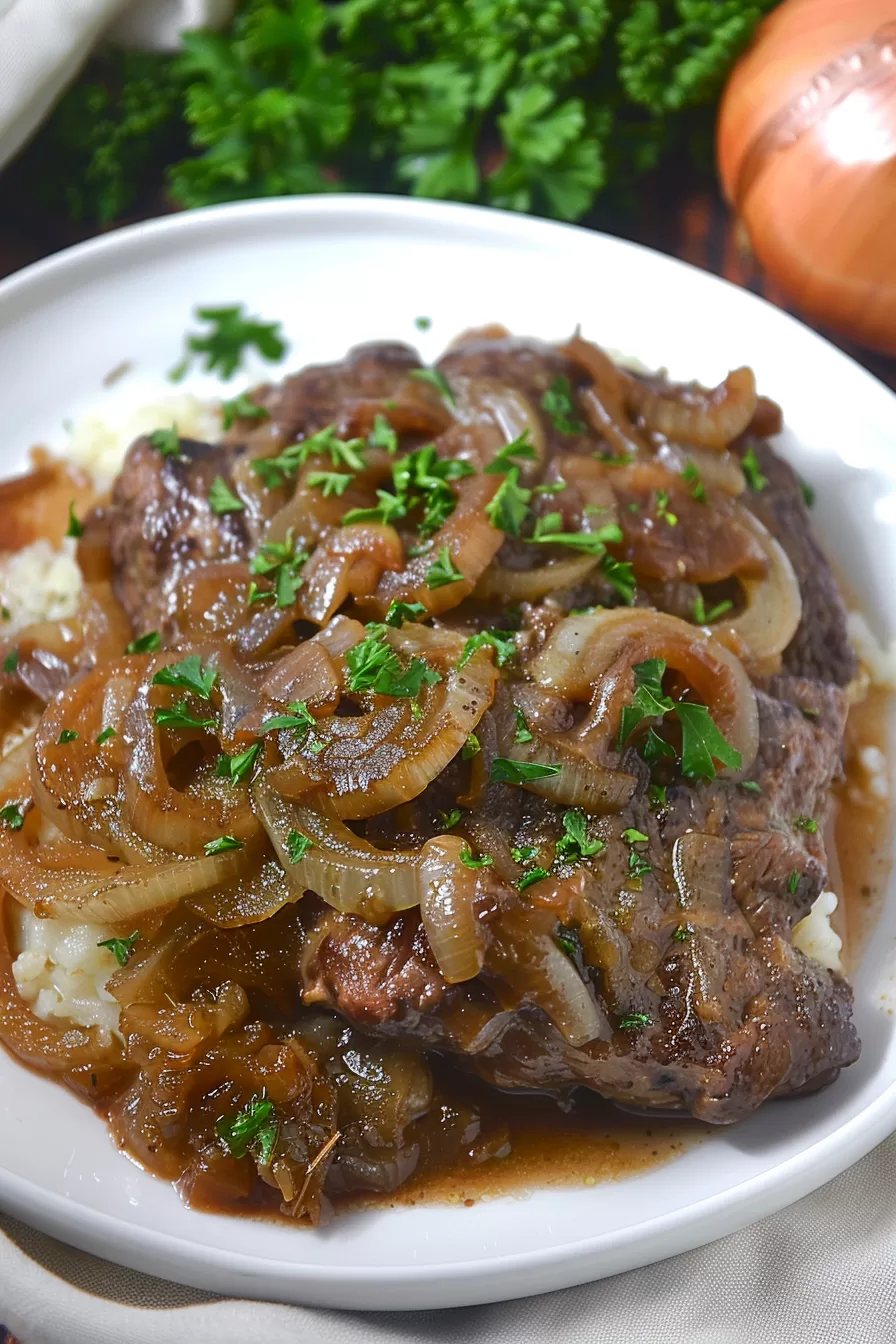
[0,0,234,171]
[3,1132,896,1344]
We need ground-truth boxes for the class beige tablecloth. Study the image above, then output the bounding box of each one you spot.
[3,1133,896,1343]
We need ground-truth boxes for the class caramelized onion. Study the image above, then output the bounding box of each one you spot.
[36,848,253,923]
[627,368,758,451]
[419,835,486,983]
[672,832,731,916]
[654,442,746,497]
[490,910,611,1046]
[561,335,649,458]
[474,553,600,602]
[300,524,404,625]
[718,507,802,665]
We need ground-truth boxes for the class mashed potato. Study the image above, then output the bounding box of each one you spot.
[12,906,121,1043]
[66,391,220,486]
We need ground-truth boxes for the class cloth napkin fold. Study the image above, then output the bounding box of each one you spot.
[3,1132,896,1343]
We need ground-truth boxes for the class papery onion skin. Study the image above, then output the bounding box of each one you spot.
[717,0,896,355]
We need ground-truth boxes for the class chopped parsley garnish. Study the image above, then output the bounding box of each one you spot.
[0,803,25,830]
[97,931,139,967]
[155,701,217,732]
[460,843,493,870]
[95,727,117,746]
[485,469,532,536]
[741,780,761,794]
[511,844,539,864]
[682,461,706,503]
[534,480,567,496]
[409,367,455,406]
[344,444,472,534]
[677,702,742,780]
[306,470,354,498]
[342,488,408,526]
[215,1093,278,1165]
[148,427,184,459]
[126,631,161,654]
[490,758,562,786]
[626,839,652,880]
[622,827,649,844]
[642,728,676,763]
[426,546,464,589]
[208,476,244,514]
[484,430,538,476]
[800,479,815,509]
[462,733,481,760]
[672,924,692,942]
[692,594,734,624]
[594,450,634,465]
[601,554,636,604]
[787,870,800,895]
[260,702,316,736]
[3,648,18,674]
[556,808,604,863]
[741,446,768,492]
[344,625,441,699]
[618,659,673,747]
[65,502,84,539]
[57,730,79,744]
[415,316,431,331]
[252,424,366,489]
[618,1012,652,1030]
[286,830,313,863]
[368,413,398,454]
[530,512,622,555]
[801,706,820,721]
[541,375,585,436]
[458,629,516,669]
[438,808,462,830]
[793,815,818,834]
[1,607,9,620]
[555,927,580,959]
[221,391,270,430]
[248,534,308,609]
[153,654,217,700]
[171,305,287,382]
[384,600,427,628]
[204,834,244,856]
[517,866,550,891]
[648,783,668,808]
[215,742,262,785]
[655,490,678,526]
[513,707,533,744]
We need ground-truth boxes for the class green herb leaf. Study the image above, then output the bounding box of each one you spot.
[344,625,440,699]
[204,834,244,856]
[459,629,516,669]
[485,468,532,536]
[65,501,84,538]
[517,866,550,891]
[682,461,706,503]
[384,599,427,628]
[800,479,815,508]
[57,730,79,744]
[286,829,313,863]
[3,648,18,674]
[306,470,354,498]
[642,728,676,763]
[741,446,768,492]
[154,701,217,732]
[655,489,677,526]
[0,803,25,830]
[601,553,636,604]
[741,780,761,794]
[126,631,161,654]
[368,413,398,454]
[618,659,674,747]
[622,827,649,844]
[221,391,269,430]
[173,305,287,382]
[248,534,308,609]
[410,367,455,406]
[530,512,621,555]
[152,654,217,700]
[554,926,580,959]
[438,808,462,830]
[672,924,691,943]
[513,706,533,744]
[261,701,316,735]
[95,727,117,746]
[793,815,818,834]
[97,930,139,967]
[677,702,742,780]
[208,476,245,514]
[511,844,539,864]
[149,426,184,459]
[484,430,538,475]
[215,1093,278,1165]
[462,732,481,760]
[787,870,800,895]
[426,546,464,589]
[460,842,493,870]
[556,808,604,862]
[415,316,431,331]
[215,742,262,786]
[541,375,585,435]
[618,1012,652,1030]
[490,757,562,785]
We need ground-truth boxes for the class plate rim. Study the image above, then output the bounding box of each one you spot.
[1,192,896,1310]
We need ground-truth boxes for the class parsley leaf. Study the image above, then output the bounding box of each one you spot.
[426,546,464,589]
[460,843,493,870]
[618,659,674,747]
[306,470,354,498]
[410,367,455,406]
[530,512,622,554]
[655,489,677,526]
[126,631,161,654]
[344,625,441,698]
[261,701,315,735]
[793,815,818,834]
[249,534,308,608]
[438,808,462,830]
[154,701,217,732]
[2,648,18,675]
[95,727,117,746]
[286,830,313,863]
[215,742,262,786]
[741,780,762,793]
[513,707,533,744]
[618,1012,652,1030]
[677,702,743,780]
[462,733,481,760]
[57,730,79,745]
[172,305,287,382]
[682,461,706,503]
[484,430,538,475]
[0,803,25,830]
[672,924,691,942]
[368,413,398,454]
[215,1093,278,1165]
[741,446,768,492]
[384,600,427,628]
[97,931,139,967]
[517,866,550,890]
[692,594,734,624]
[485,468,532,536]
[148,426,184,459]
[601,553,636,604]
[65,501,84,539]
[787,870,800,895]
[204,834,244,856]
[152,654,217,700]
[221,391,270,431]
[208,476,244,514]
[541,375,585,435]
[556,808,604,862]
[490,757,562,785]
[458,629,516,669]
[622,827,649,844]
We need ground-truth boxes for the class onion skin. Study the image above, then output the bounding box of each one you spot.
[718,0,896,354]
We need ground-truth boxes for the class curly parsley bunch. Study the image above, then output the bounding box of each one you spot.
[10,0,779,226]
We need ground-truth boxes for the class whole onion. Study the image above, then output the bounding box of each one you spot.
[717,0,896,353]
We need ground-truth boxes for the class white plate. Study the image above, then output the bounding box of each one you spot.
[1,196,896,1312]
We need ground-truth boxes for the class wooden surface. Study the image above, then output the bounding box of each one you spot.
[0,181,892,1344]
